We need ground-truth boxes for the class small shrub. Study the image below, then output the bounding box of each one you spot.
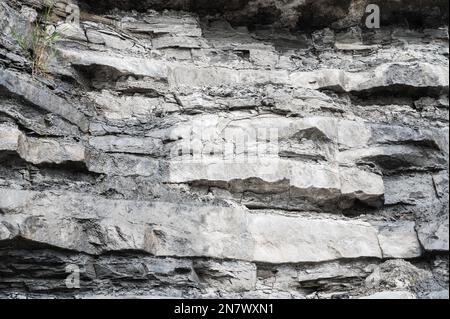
[12,4,61,76]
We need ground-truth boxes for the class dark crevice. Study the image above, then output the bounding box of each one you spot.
[349,85,449,100]
[0,238,80,253]
[35,161,96,176]
[72,64,129,90]
[77,0,449,29]
[0,151,29,167]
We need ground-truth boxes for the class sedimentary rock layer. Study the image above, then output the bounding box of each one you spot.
[0,0,448,299]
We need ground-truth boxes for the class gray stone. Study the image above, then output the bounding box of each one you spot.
[0,123,85,165]
[18,137,85,165]
[0,123,21,151]
[372,221,423,259]
[0,188,385,263]
[193,260,257,292]
[290,63,449,92]
[89,136,163,156]
[365,260,434,291]
[85,151,161,177]
[360,291,417,299]
[0,0,448,299]
[417,211,450,252]
[0,69,89,132]
[421,290,450,299]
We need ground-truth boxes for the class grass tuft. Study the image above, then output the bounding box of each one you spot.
[12,3,61,76]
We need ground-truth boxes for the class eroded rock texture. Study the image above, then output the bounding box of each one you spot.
[0,0,449,299]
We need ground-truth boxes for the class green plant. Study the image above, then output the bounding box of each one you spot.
[12,4,61,76]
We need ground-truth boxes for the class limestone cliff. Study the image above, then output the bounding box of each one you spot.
[0,0,448,299]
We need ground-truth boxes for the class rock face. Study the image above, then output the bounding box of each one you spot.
[0,0,448,299]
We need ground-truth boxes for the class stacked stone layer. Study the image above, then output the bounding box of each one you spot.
[0,0,448,299]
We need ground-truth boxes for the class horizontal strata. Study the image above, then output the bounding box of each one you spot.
[2,117,447,210]
[1,113,448,210]
[57,48,449,94]
[0,0,448,299]
[74,0,449,28]
[0,188,424,263]
[0,123,84,165]
[0,69,89,132]
[1,249,437,299]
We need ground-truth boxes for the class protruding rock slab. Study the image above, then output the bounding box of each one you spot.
[291,63,449,93]
[0,188,384,263]
[167,159,384,207]
[56,45,448,95]
[0,123,21,151]
[0,69,89,132]
[18,137,85,165]
[77,0,450,29]
[417,171,449,252]
[0,123,85,165]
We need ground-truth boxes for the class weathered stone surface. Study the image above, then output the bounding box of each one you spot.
[0,123,21,151]
[58,48,169,81]
[365,260,434,291]
[0,248,202,297]
[85,151,161,177]
[421,290,450,299]
[0,0,448,299]
[120,13,202,37]
[77,0,449,29]
[383,174,436,206]
[89,136,163,155]
[55,45,449,96]
[360,291,417,299]
[257,260,374,295]
[87,91,179,123]
[417,208,450,252]
[167,159,384,207]
[0,188,385,263]
[0,1,31,41]
[0,69,89,132]
[193,260,257,292]
[291,63,449,92]
[18,137,85,165]
[0,123,85,165]
[416,171,450,252]
[372,221,423,259]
